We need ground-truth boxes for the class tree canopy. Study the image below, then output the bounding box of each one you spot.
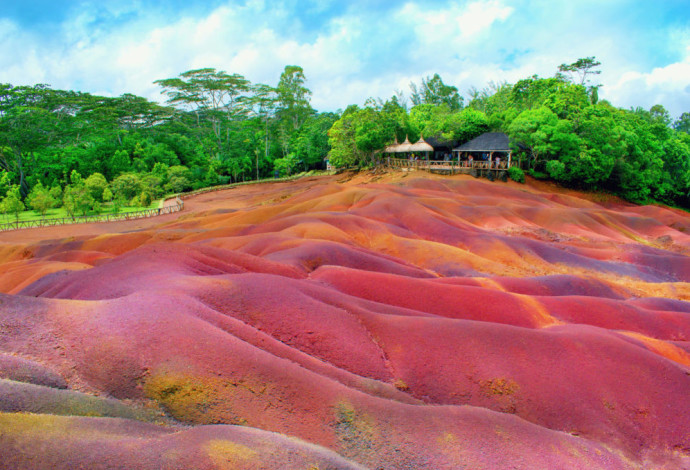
[1,56,690,215]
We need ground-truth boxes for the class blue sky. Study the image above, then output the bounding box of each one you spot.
[1,0,689,118]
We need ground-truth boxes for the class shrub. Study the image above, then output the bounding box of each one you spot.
[1,185,25,222]
[27,182,57,217]
[508,166,525,183]
[111,173,142,201]
[546,160,566,180]
[84,173,108,202]
[527,168,549,180]
[139,191,153,208]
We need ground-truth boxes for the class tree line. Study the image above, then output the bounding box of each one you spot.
[327,58,690,206]
[2,58,690,221]
[0,65,336,220]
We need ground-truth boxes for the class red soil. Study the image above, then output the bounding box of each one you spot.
[1,171,689,469]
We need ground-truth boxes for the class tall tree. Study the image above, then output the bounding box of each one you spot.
[558,56,602,86]
[27,181,56,217]
[248,83,278,179]
[410,74,463,111]
[0,85,62,196]
[155,68,251,149]
[674,112,690,134]
[275,66,313,157]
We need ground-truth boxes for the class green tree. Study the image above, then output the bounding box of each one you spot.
[102,186,113,203]
[650,104,671,126]
[155,68,251,143]
[507,106,560,169]
[63,171,98,217]
[109,149,131,176]
[27,181,56,217]
[139,191,153,207]
[558,56,602,86]
[275,65,313,157]
[248,83,278,179]
[328,105,390,167]
[674,112,690,134]
[653,132,690,203]
[0,171,11,198]
[49,186,62,206]
[111,173,142,203]
[410,74,463,111]
[84,172,108,202]
[0,85,58,195]
[164,165,193,193]
[293,112,338,169]
[273,153,300,176]
[412,106,489,144]
[1,185,25,222]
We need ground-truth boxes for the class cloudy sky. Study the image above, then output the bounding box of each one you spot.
[1,0,689,118]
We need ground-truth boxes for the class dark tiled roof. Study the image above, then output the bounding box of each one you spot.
[425,136,457,151]
[453,132,512,152]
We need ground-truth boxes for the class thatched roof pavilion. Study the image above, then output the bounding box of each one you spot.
[408,136,434,153]
[384,135,431,154]
[397,136,413,153]
[384,136,401,153]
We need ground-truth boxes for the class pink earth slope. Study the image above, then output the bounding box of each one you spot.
[1,172,689,469]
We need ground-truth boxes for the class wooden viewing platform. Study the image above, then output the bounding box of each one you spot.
[387,157,517,176]
[383,132,519,178]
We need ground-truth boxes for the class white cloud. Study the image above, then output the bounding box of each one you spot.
[604,56,690,117]
[0,0,687,119]
[397,0,513,43]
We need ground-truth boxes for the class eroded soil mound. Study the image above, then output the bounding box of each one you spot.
[1,172,689,469]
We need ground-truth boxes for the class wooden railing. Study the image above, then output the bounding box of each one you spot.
[0,198,183,232]
[0,173,307,233]
[388,158,516,172]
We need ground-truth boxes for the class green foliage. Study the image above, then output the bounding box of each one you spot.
[0,171,10,199]
[27,182,57,217]
[273,153,300,176]
[410,104,489,143]
[293,113,338,169]
[140,174,164,198]
[111,173,141,202]
[558,56,601,86]
[109,149,131,175]
[508,166,525,183]
[1,185,25,222]
[102,186,113,202]
[328,105,391,167]
[1,56,688,209]
[63,182,97,217]
[673,112,690,134]
[139,191,153,207]
[410,74,463,110]
[275,65,314,159]
[507,106,561,168]
[527,169,549,180]
[84,173,108,202]
[164,165,193,193]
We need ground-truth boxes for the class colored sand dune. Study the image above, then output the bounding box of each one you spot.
[1,171,689,469]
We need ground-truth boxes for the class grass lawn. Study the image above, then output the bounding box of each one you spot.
[0,200,161,225]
